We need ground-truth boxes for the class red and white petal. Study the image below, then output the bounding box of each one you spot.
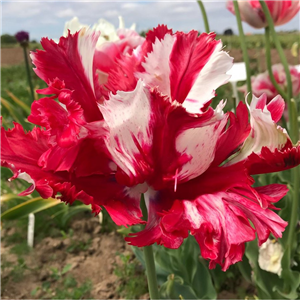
[138,25,173,68]
[181,39,233,113]
[212,102,251,166]
[175,115,228,182]
[72,176,145,226]
[155,187,286,271]
[229,94,291,164]
[227,0,267,28]
[101,54,140,97]
[31,29,102,122]
[225,191,288,245]
[99,80,153,185]
[245,145,300,175]
[126,188,184,248]
[136,33,174,96]
[193,194,255,271]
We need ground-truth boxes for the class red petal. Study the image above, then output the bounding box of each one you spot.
[246,145,300,175]
[213,102,251,166]
[170,32,218,103]
[31,31,102,122]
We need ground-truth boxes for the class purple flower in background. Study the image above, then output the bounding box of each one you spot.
[15,31,29,45]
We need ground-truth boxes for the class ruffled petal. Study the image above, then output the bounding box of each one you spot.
[170,32,232,113]
[1,123,63,198]
[99,80,153,186]
[140,187,286,271]
[31,29,102,122]
[126,188,184,248]
[175,115,228,182]
[246,145,300,175]
[229,94,292,164]
[72,176,145,226]
[29,92,87,148]
[212,102,251,166]
[138,24,173,68]
[181,43,232,113]
[136,33,174,96]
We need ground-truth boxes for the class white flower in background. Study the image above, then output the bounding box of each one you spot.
[63,16,136,48]
[63,17,87,36]
[258,239,283,276]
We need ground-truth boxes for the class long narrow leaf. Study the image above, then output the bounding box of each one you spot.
[1,97,22,124]
[62,205,92,227]
[5,89,31,115]
[1,197,63,220]
[1,97,31,130]
[1,194,30,203]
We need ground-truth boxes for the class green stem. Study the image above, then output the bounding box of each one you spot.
[144,245,159,299]
[263,27,288,101]
[286,99,300,261]
[260,1,294,137]
[140,195,159,299]
[233,0,252,97]
[22,45,34,102]
[197,1,210,33]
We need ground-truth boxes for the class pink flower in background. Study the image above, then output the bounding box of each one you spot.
[226,0,300,28]
[2,25,300,271]
[239,64,300,102]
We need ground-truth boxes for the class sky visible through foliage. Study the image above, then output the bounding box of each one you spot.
[2,0,300,42]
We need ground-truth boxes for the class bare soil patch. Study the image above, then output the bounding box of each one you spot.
[1,48,31,67]
[1,215,149,299]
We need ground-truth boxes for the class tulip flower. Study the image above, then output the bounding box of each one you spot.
[226,0,300,29]
[2,25,300,271]
[63,16,141,48]
[258,239,283,276]
[239,64,300,102]
[63,16,144,87]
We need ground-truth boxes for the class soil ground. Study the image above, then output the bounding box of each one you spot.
[1,215,149,299]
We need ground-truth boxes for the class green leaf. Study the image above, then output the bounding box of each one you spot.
[142,236,216,299]
[236,255,252,283]
[1,97,31,130]
[245,239,299,299]
[1,97,22,124]
[274,248,300,299]
[5,89,31,115]
[61,205,92,227]
[61,264,72,275]
[1,193,30,203]
[1,197,63,220]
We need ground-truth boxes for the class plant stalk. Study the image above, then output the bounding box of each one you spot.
[197,1,210,33]
[260,1,300,266]
[286,99,300,260]
[140,194,159,299]
[263,27,288,101]
[232,0,252,98]
[22,45,34,102]
[260,1,294,138]
[144,245,159,299]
